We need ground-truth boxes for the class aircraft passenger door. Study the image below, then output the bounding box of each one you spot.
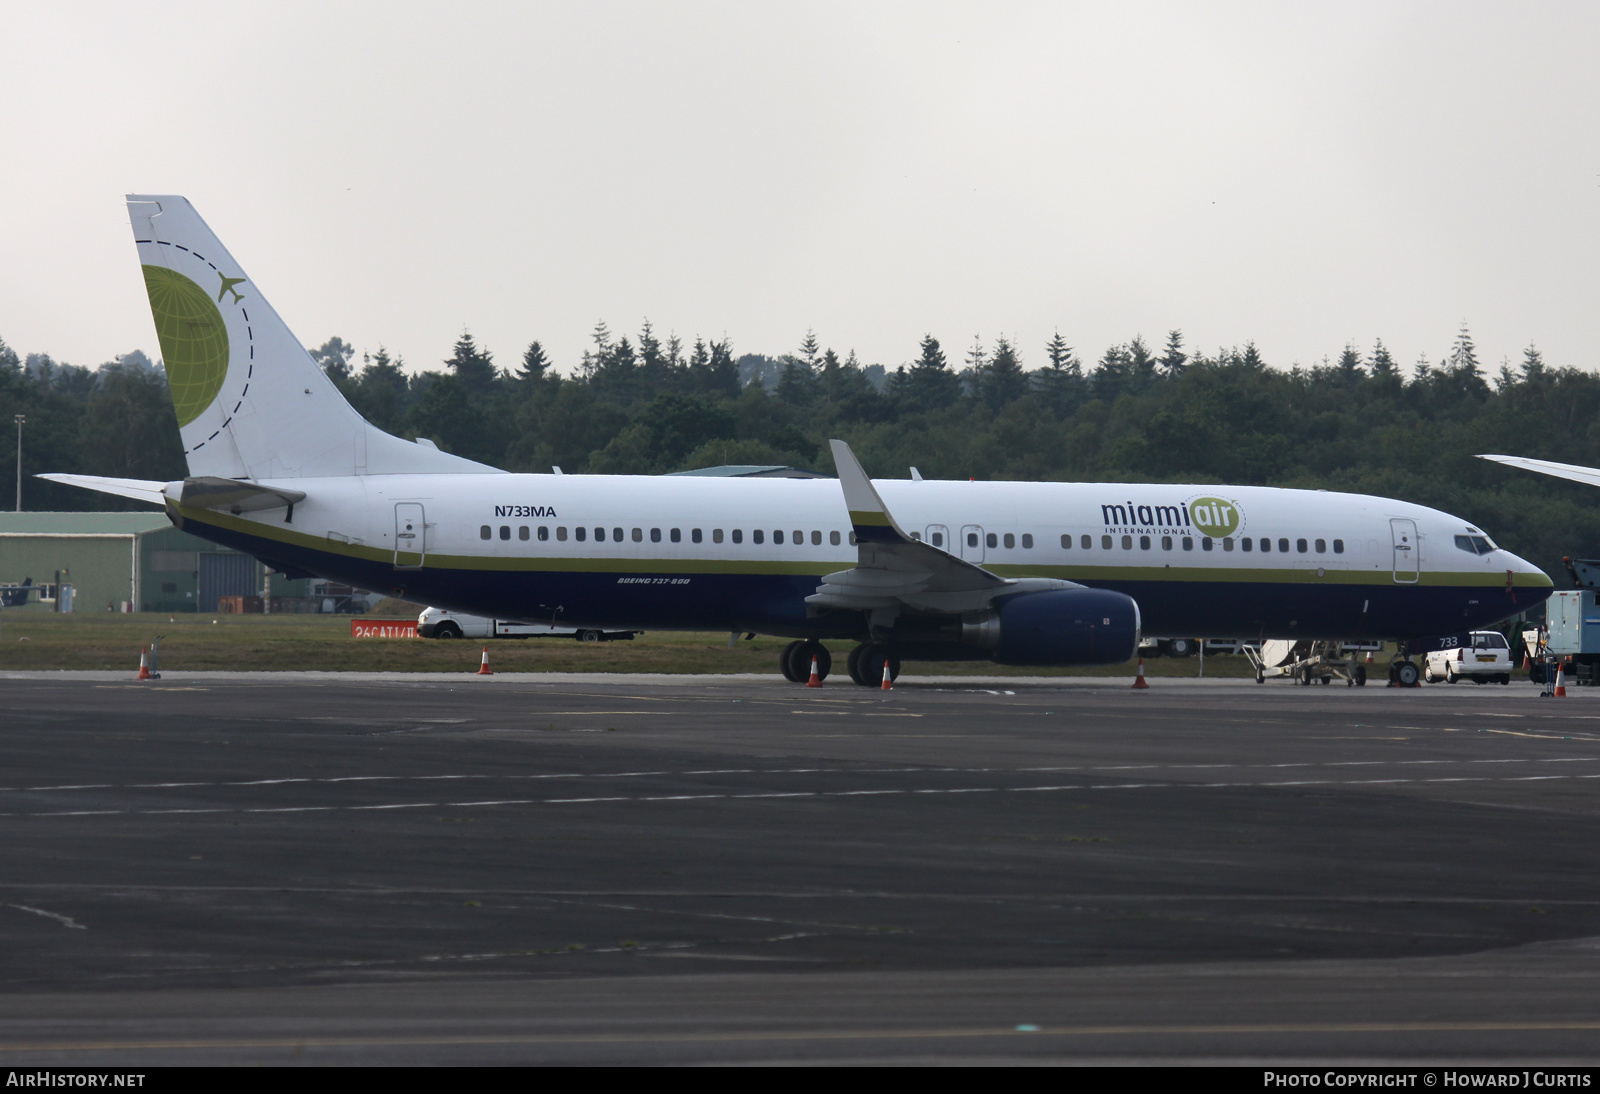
[394,503,426,569]
[1390,518,1418,584]
[925,525,951,552]
[960,524,985,563]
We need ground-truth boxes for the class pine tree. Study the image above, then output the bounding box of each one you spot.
[518,341,551,382]
[445,330,497,394]
[1336,342,1364,385]
[798,330,820,370]
[1521,342,1546,381]
[1366,338,1396,379]
[1159,330,1187,377]
[980,336,1028,409]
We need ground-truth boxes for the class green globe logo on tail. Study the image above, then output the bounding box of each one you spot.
[1188,496,1243,538]
[141,265,230,427]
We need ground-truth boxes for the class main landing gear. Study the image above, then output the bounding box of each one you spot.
[780,640,832,683]
[779,641,901,687]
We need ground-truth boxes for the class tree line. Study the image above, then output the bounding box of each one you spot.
[3,322,1600,590]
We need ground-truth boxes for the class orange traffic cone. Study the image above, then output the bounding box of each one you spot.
[806,655,822,688]
[1132,658,1150,689]
[476,646,493,675]
[880,660,893,690]
[137,646,152,680]
[1554,661,1567,697]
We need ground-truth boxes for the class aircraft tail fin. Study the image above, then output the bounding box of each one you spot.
[126,195,499,480]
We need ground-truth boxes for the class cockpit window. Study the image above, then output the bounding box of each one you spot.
[1472,633,1508,650]
[1454,534,1496,555]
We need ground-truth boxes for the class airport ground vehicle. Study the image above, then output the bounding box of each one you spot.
[1244,639,1375,686]
[1536,587,1600,685]
[416,606,635,643]
[1423,631,1512,684]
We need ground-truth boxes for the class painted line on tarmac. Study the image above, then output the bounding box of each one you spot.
[8,773,1600,819]
[8,755,1599,797]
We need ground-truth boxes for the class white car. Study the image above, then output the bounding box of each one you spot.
[1424,631,1513,684]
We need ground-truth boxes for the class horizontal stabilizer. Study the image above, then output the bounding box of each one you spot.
[179,476,305,513]
[1478,454,1600,489]
[36,474,166,506]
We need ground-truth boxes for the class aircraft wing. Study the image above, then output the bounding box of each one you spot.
[1477,454,1600,489]
[807,440,1073,619]
[36,474,167,506]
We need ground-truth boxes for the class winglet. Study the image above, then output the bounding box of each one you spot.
[830,439,911,545]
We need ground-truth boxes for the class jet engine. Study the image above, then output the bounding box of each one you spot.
[961,587,1141,666]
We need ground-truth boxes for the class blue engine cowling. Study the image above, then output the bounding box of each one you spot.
[988,587,1142,666]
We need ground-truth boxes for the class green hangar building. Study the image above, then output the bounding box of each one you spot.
[0,512,264,614]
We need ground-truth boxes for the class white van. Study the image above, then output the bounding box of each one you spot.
[416,607,637,643]
[1424,631,1512,684]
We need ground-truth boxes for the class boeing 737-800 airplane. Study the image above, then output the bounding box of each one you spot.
[44,196,1553,685]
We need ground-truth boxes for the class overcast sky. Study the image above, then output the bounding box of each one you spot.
[2,1,1595,378]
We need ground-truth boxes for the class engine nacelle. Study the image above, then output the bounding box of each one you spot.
[964,588,1142,666]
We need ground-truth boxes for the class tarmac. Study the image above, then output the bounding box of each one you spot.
[2,669,1599,1064]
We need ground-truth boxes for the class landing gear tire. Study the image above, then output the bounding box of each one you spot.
[1394,661,1420,688]
[1255,669,1265,684]
[780,640,805,682]
[856,644,900,687]
[847,644,867,686]
[1354,665,1367,687]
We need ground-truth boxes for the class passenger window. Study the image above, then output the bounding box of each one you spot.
[1161,535,1172,550]
[632,528,643,543]
[968,532,979,547]
[1222,537,1233,551]
[1296,538,1307,553]
[575,527,587,542]
[774,530,784,544]
[753,530,764,544]
[985,532,997,548]
[1021,533,1033,548]
[812,531,822,545]
[1315,538,1325,553]
[592,527,603,541]
[650,528,661,543]
[1139,535,1151,550]
[1104,535,1114,549]
[480,525,491,540]
[1258,538,1268,553]
[1003,533,1015,549]
[1279,538,1290,553]
[830,530,841,546]
[519,526,529,541]
[688,528,698,543]
[1239,537,1250,551]
[1332,539,1343,554]
[733,529,744,544]
[794,530,803,544]
[1082,535,1092,549]
[614,527,624,542]
[538,526,549,541]
[556,526,567,541]
[1060,534,1071,549]
[670,528,680,543]
[499,525,510,540]
[712,529,723,544]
